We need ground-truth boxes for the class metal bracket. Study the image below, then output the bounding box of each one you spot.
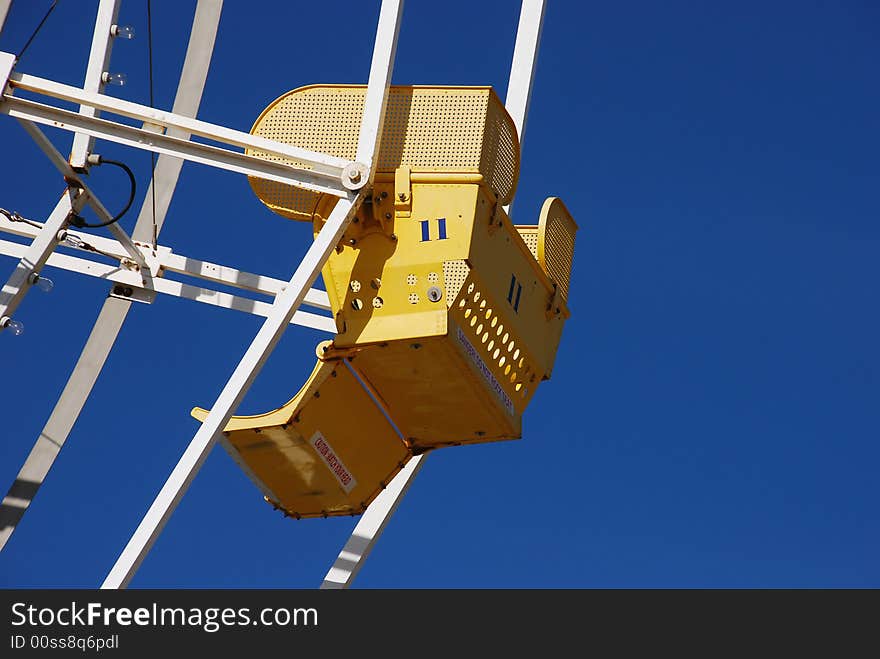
[108,283,156,305]
[545,283,564,320]
[394,165,412,218]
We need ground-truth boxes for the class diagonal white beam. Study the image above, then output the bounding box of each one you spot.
[8,71,353,177]
[133,0,222,243]
[17,118,148,273]
[0,1,12,36]
[503,0,545,218]
[0,0,224,553]
[102,0,404,589]
[102,191,363,589]
[4,97,350,198]
[0,188,80,325]
[321,455,426,589]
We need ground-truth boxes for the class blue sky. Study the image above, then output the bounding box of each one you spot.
[1,0,878,588]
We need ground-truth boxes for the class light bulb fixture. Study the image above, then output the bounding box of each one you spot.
[61,233,85,249]
[110,24,135,39]
[101,72,127,87]
[1,316,24,336]
[28,273,54,293]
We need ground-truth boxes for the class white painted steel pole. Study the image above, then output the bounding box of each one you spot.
[102,0,404,589]
[101,193,361,589]
[0,1,223,552]
[503,0,546,217]
[69,0,120,169]
[321,455,425,588]
[320,0,547,589]
[0,189,79,327]
[0,1,12,36]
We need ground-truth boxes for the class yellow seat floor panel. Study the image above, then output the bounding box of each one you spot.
[192,356,411,518]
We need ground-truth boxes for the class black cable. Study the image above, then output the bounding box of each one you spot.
[16,1,59,62]
[68,159,137,229]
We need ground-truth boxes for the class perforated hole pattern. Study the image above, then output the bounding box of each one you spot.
[248,86,520,219]
[516,227,539,260]
[453,273,537,404]
[545,210,576,300]
[442,260,470,308]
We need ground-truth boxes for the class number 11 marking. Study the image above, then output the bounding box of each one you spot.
[419,218,448,242]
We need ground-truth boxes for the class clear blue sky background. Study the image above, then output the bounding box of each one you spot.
[0,0,877,588]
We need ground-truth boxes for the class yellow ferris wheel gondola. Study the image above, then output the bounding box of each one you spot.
[193,84,577,519]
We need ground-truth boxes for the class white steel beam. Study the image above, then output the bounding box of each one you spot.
[17,118,149,274]
[4,97,350,198]
[0,1,12,36]
[102,192,363,589]
[0,189,80,327]
[0,1,224,552]
[102,0,404,589]
[321,0,546,589]
[503,0,546,217]
[8,71,353,178]
[0,215,331,311]
[355,0,403,173]
[0,239,335,332]
[132,0,223,243]
[69,0,120,169]
[321,454,425,589]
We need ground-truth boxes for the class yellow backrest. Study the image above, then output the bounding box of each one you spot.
[247,85,520,220]
[517,197,578,302]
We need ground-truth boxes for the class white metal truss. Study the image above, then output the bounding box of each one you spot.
[0,0,548,588]
[0,0,225,551]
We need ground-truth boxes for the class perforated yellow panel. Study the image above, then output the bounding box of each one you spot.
[247,85,520,220]
[442,260,470,308]
[516,226,539,260]
[450,272,540,412]
[537,197,578,300]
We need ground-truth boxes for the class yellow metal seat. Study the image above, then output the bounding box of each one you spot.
[193,84,577,517]
[192,345,410,519]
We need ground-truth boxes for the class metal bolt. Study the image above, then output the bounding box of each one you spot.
[348,169,361,182]
[427,286,443,303]
[398,192,407,201]
[385,212,392,220]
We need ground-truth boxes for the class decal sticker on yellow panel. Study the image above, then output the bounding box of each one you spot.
[310,431,357,493]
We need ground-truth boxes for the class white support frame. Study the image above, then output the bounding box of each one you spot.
[503,0,546,218]
[0,189,84,326]
[0,1,12,36]
[1,0,545,588]
[69,0,120,169]
[100,0,404,590]
[0,0,225,551]
[3,73,357,197]
[319,0,547,589]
